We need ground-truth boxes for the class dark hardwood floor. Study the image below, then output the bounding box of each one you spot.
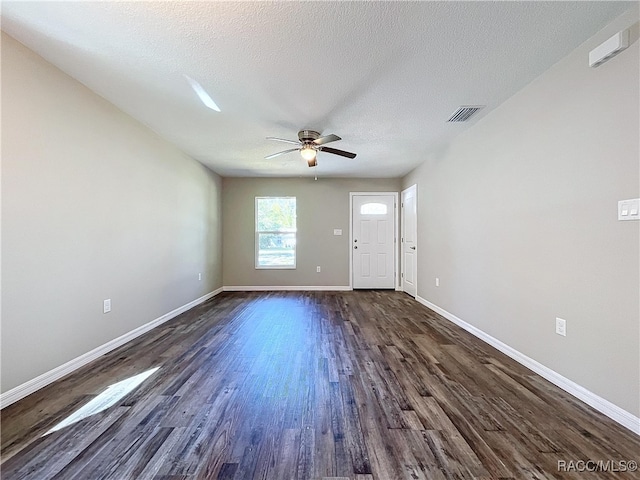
[1,291,638,479]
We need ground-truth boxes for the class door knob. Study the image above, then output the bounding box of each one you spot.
[354,246,358,249]
[410,246,416,250]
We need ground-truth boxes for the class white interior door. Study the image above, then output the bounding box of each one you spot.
[352,194,396,289]
[401,185,417,297]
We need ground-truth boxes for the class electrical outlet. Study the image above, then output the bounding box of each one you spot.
[198,273,202,281]
[435,277,440,287]
[103,299,111,314]
[316,266,321,273]
[556,317,566,337]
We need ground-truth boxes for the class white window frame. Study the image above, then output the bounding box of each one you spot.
[255,196,297,269]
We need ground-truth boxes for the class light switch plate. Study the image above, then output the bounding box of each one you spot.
[618,198,640,221]
[103,299,111,314]
[333,229,342,236]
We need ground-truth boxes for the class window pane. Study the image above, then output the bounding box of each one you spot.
[256,197,296,268]
[257,197,296,232]
[360,202,387,215]
[257,233,296,267]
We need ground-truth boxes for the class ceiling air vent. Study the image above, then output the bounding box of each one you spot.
[447,105,485,122]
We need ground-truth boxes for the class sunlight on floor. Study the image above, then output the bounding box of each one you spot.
[43,367,160,436]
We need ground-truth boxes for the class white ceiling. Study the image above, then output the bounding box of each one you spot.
[1,1,632,178]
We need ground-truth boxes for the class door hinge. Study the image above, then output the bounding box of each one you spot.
[401,273,404,278]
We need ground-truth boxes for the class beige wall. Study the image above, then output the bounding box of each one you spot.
[1,33,223,393]
[403,10,639,416]
[222,177,401,287]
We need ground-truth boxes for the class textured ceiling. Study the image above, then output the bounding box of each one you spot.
[1,1,633,178]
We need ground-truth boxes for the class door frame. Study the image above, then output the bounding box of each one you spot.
[401,184,418,296]
[349,192,400,290]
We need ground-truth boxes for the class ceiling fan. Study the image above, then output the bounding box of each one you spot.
[265,130,357,167]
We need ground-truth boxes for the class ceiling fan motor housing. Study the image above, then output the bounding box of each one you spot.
[298,130,321,142]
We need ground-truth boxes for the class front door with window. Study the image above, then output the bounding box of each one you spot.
[351,194,396,289]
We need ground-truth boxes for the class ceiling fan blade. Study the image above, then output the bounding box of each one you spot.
[266,137,301,146]
[265,148,299,160]
[319,146,357,159]
[313,134,341,146]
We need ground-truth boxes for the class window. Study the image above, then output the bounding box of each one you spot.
[360,202,388,215]
[255,197,296,268]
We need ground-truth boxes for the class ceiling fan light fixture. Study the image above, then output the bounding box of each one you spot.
[300,145,316,161]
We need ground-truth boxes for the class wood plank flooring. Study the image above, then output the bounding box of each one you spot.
[1,291,638,479]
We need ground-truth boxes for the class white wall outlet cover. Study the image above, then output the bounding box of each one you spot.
[556,317,566,336]
[435,277,440,287]
[103,299,111,314]
[333,229,342,235]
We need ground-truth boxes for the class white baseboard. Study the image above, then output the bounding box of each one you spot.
[223,285,352,292]
[415,296,640,436]
[0,288,224,409]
